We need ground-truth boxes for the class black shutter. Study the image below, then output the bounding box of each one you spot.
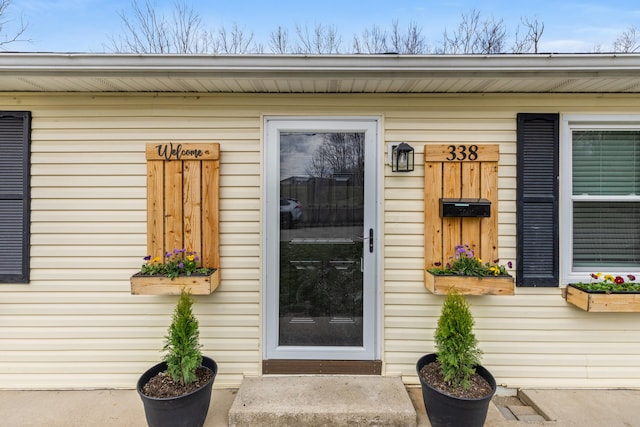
[0,111,30,283]
[516,113,559,287]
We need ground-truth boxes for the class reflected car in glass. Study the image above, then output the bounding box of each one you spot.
[280,197,303,228]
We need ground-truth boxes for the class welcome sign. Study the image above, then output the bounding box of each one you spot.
[145,142,220,161]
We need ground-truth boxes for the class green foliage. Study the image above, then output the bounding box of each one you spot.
[434,289,482,390]
[428,244,512,277]
[140,248,212,280]
[163,291,203,385]
[573,273,640,292]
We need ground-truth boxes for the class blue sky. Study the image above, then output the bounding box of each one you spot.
[7,0,640,53]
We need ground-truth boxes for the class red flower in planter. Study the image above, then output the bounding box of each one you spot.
[573,272,640,292]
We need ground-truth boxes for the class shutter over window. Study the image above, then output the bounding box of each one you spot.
[516,113,559,286]
[0,111,30,284]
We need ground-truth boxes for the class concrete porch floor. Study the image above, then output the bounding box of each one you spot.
[1,382,640,426]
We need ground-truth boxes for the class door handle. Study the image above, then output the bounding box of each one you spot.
[369,228,374,253]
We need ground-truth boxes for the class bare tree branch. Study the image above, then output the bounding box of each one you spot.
[295,24,342,54]
[269,26,289,53]
[353,24,388,54]
[441,9,540,55]
[107,3,550,56]
[441,9,481,54]
[170,2,214,53]
[353,21,427,54]
[525,15,544,54]
[110,0,171,53]
[0,0,30,49]
[306,133,364,185]
[613,25,640,53]
[405,22,428,54]
[513,15,544,53]
[217,23,255,54]
[109,0,216,53]
[476,16,506,54]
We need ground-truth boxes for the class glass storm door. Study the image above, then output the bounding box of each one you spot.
[264,118,378,360]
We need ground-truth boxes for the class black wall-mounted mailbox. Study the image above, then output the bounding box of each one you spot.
[439,198,491,218]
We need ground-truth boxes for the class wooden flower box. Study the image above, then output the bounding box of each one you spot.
[130,269,219,296]
[564,284,640,312]
[425,271,514,296]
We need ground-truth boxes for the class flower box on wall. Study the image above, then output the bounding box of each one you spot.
[425,271,515,296]
[130,269,220,296]
[133,142,221,296]
[564,284,640,312]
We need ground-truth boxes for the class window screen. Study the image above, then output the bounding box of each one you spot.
[572,130,640,270]
[573,131,640,196]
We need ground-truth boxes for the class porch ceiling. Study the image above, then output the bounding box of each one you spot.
[2,53,640,93]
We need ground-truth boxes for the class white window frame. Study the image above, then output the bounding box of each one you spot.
[561,114,640,284]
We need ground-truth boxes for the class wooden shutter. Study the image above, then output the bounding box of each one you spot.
[516,114,559,287]
[145,142,220,272]
[424,144,500,269]
[0,111,30,284]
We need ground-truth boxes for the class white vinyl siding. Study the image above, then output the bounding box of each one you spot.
[2,95,262,388]
[1,93,640,390]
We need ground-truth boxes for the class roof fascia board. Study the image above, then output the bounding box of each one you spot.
[1,53,640,76]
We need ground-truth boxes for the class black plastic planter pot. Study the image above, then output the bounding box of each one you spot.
[137,356,217,427]
[416,353,496,427]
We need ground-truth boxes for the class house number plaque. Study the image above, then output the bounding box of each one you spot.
[424,144,499,162]
[446,144,478,161]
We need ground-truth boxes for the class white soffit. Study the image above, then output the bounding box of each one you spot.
[1,53,640,93]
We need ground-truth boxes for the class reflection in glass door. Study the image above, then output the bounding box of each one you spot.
[265,118,378,360]
[279,131,365,347]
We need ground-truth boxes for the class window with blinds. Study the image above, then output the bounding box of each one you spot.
[572,130,640,269]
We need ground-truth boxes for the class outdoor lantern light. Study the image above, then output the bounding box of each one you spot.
[391,142,414,172]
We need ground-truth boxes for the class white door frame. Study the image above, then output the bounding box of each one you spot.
[263,116,381,360]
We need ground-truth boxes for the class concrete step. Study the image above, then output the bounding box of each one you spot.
[228,376,417,427]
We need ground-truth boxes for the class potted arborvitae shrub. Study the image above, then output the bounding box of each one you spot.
[137,291,218,427]
[416,289,496,427]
